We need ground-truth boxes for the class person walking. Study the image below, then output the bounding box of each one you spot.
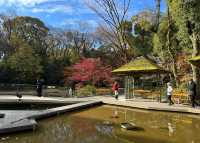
[112,81,119,100]
[167,82,174,105]
[188,79,198,108]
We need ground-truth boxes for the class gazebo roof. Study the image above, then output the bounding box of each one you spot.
[112,56,169,75]
[189,56,200,67]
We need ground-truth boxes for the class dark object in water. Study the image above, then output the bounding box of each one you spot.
[121,122,136,130]
[0,114,4,118]
[16,93,22,102]
[120,122,144,131]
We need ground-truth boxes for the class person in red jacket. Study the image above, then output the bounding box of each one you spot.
[112,81,119,100]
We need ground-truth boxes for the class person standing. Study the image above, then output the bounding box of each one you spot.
[167,82,174,105]
[36,79,43,97]
[68,80,76,97]
[68,87,73,97]
[188,79,198,108]
[112,81,119,100]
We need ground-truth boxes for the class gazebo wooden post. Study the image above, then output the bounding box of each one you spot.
[124,76,126,99]
[126,75,133,99]
[129,76,131,99]
[129,76,130,98]
[158,74,162,103]
[132,76,135,98]
[126,76,128,99]
[125,76,128,99]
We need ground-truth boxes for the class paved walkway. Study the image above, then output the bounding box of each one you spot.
[87,95,200,114]
[0,95,90,104]
[0,95,200,114]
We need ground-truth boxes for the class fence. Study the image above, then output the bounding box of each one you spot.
[0,83,67,97]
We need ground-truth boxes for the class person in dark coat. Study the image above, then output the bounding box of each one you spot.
[36,79,43,97]
[188,79,198,108]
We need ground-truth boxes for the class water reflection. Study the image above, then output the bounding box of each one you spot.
[0,105,200,143]
[167,122,174,137]
[96,124,113,136]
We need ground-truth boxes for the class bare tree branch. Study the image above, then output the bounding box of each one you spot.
[85,0,132,63]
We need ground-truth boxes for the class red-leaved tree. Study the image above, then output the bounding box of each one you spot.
[64,58,113,86]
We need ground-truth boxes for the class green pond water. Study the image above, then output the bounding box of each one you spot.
[1,105,200,143]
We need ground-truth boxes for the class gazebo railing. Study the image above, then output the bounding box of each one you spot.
[124,78,166,102]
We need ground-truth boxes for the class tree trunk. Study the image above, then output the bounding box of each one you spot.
[172,60,179,86]
[155,0,161,31]
[190,32,200,97]
[167,6,179,87]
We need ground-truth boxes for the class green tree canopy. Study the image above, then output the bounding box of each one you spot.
[3,16,49,57]
[7,38,42,83]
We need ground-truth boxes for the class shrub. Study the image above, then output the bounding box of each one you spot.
[77,85,96,97]
[96,88,112,95]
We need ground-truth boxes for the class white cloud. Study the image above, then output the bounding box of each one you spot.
[0,0,52,7]
[32,5,73,13]
[60,18,98,30]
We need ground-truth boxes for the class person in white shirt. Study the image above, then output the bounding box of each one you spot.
[167,82,174,105]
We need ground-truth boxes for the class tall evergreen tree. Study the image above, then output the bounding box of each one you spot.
[168,0,200,94]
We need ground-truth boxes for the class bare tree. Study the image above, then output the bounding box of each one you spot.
[45,32,71,60]
[46,28,96,62]
[85,0,132,64]
[0,14,16,57]
[71,31,94,56]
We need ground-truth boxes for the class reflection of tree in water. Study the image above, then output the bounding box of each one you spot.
[96,124,113,136]
[13,121,73,143]
[39,118,100,143]
[69,117,102,143]
[112,108,137,123]
[39,121,72,143]
[144,112,177,128]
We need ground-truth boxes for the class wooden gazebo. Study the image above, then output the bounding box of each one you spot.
[112,56,170,100]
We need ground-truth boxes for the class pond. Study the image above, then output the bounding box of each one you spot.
[0,105,200,143]
[0,103,69,110]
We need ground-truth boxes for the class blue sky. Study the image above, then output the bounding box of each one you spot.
[0,0,166,30]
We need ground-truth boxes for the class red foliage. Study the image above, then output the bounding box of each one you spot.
[65,58,113,86]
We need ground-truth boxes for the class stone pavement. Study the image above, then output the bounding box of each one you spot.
[0,95,84,103]
[0,95,200,114]
[86,95,200,114]
[1,95,200,114]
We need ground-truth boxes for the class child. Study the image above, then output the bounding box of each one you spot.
[167,82,174,105]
